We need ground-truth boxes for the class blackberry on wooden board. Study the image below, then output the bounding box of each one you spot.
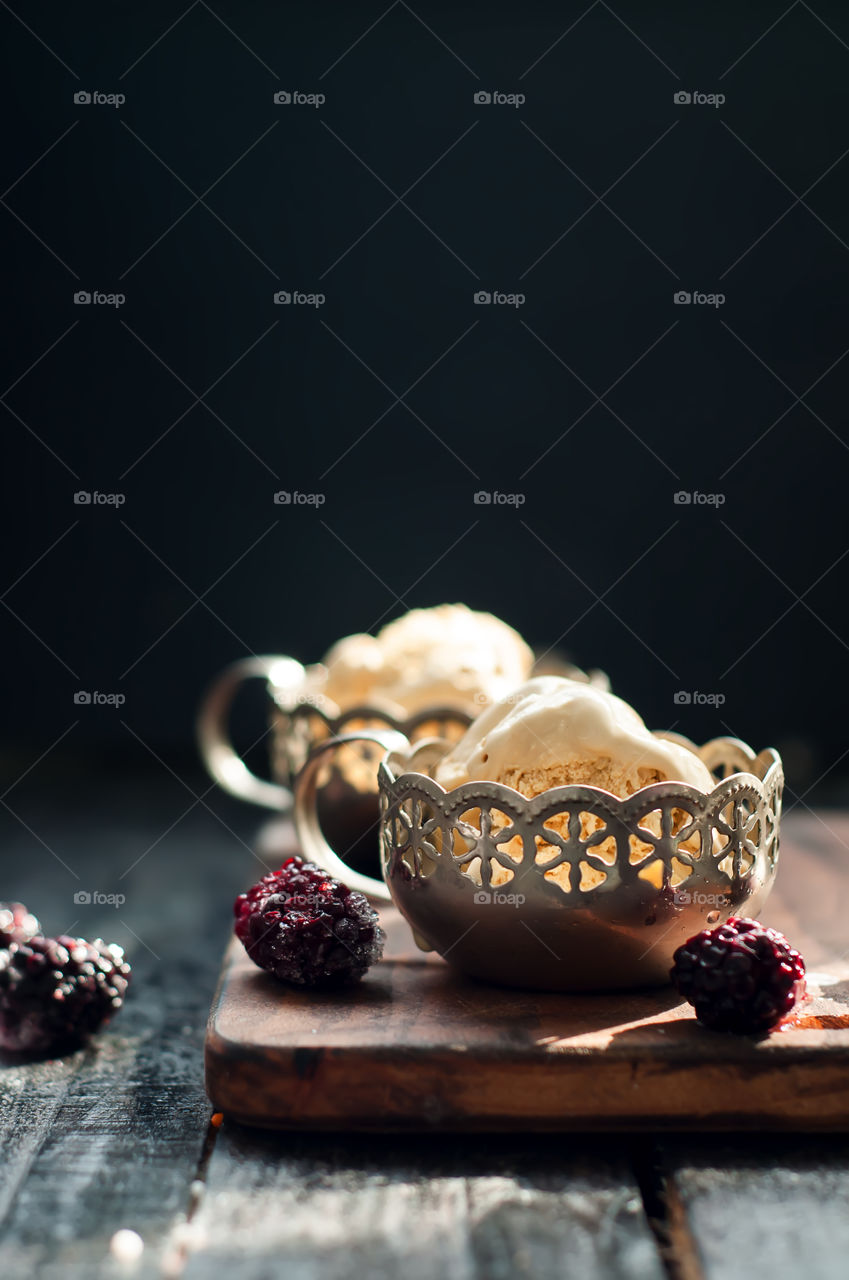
[235,856,385,988]
[671,917,806,1034]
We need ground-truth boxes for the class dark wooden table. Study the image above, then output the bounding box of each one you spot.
[2,765,848,1279]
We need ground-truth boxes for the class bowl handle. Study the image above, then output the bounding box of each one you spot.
[197,655,303,811]
[293,730,409,902]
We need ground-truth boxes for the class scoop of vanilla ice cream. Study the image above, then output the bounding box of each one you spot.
[434,677,714,892]
[318,633,385,707]
[435,676,714,796]
[321,604,534,715]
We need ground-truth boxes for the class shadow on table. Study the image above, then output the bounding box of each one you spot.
[213,1116,640,1177]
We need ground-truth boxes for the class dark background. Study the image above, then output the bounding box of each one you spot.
[2,1,849,804]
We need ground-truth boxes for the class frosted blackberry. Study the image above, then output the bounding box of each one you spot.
[671,917,806,1034]
[0,935,131,1053]
[0,903,40,948]
[234,856,385,988]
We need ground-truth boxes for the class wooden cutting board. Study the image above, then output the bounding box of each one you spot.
[205,814,849,1130]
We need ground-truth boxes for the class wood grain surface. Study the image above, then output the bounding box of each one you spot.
[3,771,849,1280]
[183,1129,666,1280]
[0,773,243,1280]
[206,815,849,1131]
[658,1135,849,1280]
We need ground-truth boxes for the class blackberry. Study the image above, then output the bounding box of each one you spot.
[234,856,385,988]
[0,935,131,1053]
[0,903,40,948]
[671,917,806,1034]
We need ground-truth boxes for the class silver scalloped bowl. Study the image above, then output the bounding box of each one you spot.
[373,735,783,991]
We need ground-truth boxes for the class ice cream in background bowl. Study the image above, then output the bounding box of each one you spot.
[292,606,539,878]
[293,605,610,868]
[319,604,536,716]
[201,603,612,887]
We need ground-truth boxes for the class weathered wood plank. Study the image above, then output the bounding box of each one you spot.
[0,953,213,1279]
[183,1129,666,1280]
[0,770,260,1278]
[0,1055,83,1226]
[660,1136,849,1280]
